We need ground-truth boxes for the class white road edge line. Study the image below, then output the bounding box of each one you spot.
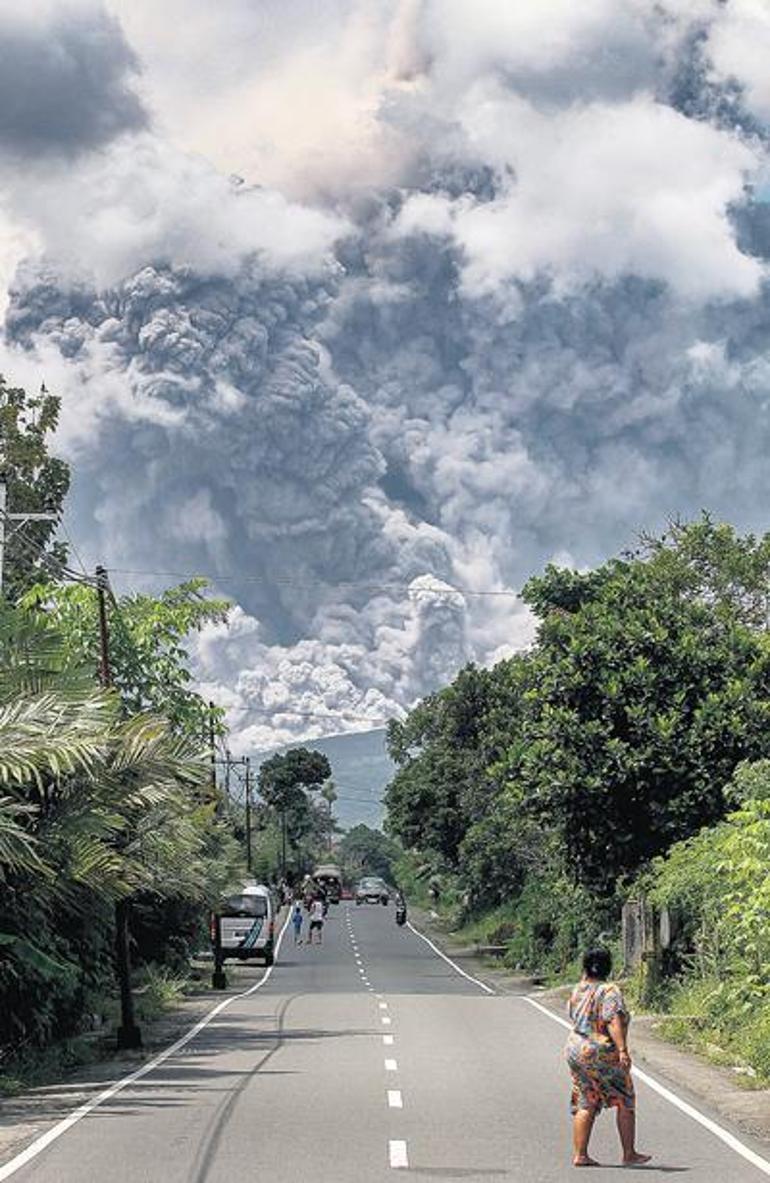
[406,920,495,995]
[389,1139,409,1169]
[0,910,294,1183]
[523,996,770,1178]
[387,1089,403,1109]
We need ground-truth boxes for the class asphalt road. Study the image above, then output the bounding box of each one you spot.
[4,903,770,1182]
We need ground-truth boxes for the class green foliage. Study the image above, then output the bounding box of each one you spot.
[646,759,770,986]
[384,517,770,975]
[515,554,770,890]
[655,977,770,1084]
[257,748,332,875]
[133,965,191,1020]
[23,579,230,740]
[0,597,243,1067]
[0,378,70,601]
[386,664,496,865]
[258,748,331,809]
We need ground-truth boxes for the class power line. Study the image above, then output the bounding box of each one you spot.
[241,706,397,726]
[0,507,95,588]
[59,515,90,579]
[101,566,522,600]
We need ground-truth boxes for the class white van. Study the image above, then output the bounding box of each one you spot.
[216,882,276,966]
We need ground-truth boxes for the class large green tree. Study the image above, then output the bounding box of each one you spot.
[23,578,230,741]
[386,664,494,866]
[257,748,331,874]
[385,518,770,910]
[508,558,770,891]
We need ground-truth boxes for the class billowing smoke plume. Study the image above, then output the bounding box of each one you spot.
[1,0,769,748]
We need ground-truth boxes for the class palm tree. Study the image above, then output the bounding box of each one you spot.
[0,602,224,1053]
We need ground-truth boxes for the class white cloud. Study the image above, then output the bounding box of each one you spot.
[395,91,762,299]
[1,134,347,290]
[706,0,770,123]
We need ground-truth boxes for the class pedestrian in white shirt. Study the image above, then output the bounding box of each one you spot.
[308,897,325,945]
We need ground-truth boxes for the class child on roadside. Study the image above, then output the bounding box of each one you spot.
[291,901,304,945]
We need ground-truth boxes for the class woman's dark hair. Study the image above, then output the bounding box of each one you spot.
[582,947,612,980]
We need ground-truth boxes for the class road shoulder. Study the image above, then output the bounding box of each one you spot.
[0,957,272,1169]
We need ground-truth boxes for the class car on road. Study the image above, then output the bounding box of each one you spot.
[213,881,276,965]
[355,876,390,905]
[312,863,343,904]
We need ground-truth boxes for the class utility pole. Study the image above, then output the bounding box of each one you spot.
[208,700,217,797]
[0,475,59,593]
[321,780,338,854]
[96,565,142,1051]
[244,756,252,873]
[0,480,6,593]
[96,566,112,686]
[216,751,251,869]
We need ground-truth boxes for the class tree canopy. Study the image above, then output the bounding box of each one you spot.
[22,578,230,740]
[385,518,770,922]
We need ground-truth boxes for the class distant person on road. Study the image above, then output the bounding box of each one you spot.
[291,902,304,945]
[565,948,651,1168]
[308,897,325,945]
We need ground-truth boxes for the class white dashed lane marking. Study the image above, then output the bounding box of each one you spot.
[381,1016,391,1025]
[383,1035,394,1046]
[387,1090,403,1109]
[389,1140,409,1170]
[385,1059,398,1072]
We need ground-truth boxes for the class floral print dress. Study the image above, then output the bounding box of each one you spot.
[565,980,635,1115]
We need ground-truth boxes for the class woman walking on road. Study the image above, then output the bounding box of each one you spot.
[565,948,651,1168]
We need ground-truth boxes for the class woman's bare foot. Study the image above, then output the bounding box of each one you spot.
[573,1155,600,1167]
[622,1152,652,1166]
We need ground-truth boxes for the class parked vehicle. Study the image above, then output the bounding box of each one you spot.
[313,863,343,904]
[212,882,276,965]
[355,876,390,905]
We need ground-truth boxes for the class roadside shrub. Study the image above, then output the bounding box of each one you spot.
[134,966,190,1021]
[643,760,770,1083]
[499,873,618,976]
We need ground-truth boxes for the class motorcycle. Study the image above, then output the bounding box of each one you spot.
[395,896,407,927]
